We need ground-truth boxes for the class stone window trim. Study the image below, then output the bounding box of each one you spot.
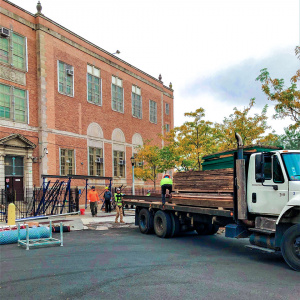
[57,60,74,97]
[87,64,102,106]
[132,85,142,119]
[0,82,29,124]
[0,27,28,72]
[88,146,104,176]
[59,148,76,176]
[149,99,157,124]
[111,75,124,113]
[165,103,170,115]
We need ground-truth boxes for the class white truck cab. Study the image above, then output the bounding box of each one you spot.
[247,150,300,216]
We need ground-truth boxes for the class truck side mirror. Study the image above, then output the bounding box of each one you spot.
[255,153,265,183]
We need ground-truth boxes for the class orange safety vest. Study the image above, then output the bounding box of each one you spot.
[88,190,99,202]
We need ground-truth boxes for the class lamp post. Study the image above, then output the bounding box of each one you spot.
[130,156,135,195]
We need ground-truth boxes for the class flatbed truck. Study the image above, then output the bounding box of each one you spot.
[123,134,300,271]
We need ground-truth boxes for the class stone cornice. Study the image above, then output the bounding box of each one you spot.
[1,3,174,98]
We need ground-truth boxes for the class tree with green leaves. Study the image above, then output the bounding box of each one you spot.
[214,99,273,151]
[134,142,170,190]
[163,108,218,171]
[256,46,300,130]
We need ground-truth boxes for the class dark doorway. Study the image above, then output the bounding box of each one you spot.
[4,155,24,201]
[5,177,24,202]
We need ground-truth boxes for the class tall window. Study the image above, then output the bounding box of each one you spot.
[58,61,74,96]
[165,124,170,132]
[0,83,27,122]
[132,85,142,118]
[89,147,104,176]
[112,76,123,112]
[165,103,170,115]
[87,65,101,105]
[149,100,157,124]
[113,150,125,177]
[60,149,75,176]
[0,30,26,70]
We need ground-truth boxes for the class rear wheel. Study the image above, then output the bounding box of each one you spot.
[281,224,300,271]
[138,208,154,234]
[195,223,219,235]
[170,213,180,237]
[154,210,172,238]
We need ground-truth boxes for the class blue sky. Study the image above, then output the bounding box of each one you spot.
[8,0,300,134]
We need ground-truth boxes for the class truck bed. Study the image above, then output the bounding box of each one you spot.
[123,196,233,218]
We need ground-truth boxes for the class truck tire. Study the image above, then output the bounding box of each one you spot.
[195,223,219,235]
[170,213,180,237]
[281,224,300,271]
[154,210,172,238]
[138,208,154,234]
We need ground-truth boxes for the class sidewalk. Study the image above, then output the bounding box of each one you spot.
[0,206,136,231]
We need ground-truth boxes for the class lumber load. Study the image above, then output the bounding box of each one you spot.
[170,194,233,209]
[173,168,234,193]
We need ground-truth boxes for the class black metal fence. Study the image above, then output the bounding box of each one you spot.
[0,186,79,222]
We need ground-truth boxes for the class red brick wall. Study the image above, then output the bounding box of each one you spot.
[0,1,174,190]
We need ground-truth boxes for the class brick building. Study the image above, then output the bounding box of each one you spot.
[0,0,174,200]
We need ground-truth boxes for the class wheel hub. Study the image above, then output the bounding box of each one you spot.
[294,236,300,259]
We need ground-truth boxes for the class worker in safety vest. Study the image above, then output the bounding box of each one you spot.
[146,190,151,196]
[87,186,99,217]
[160,174,173,205]
[114,188,125,223]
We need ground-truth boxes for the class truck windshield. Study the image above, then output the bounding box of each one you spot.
[282,153,300,181]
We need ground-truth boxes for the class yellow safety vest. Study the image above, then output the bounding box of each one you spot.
[114,193,123,206]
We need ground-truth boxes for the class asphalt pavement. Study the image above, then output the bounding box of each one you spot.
[1,226,299,300]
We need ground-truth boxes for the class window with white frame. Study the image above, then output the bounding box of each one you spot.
[58,61,74,96]
[0,29,27,70]
[0,83,27,123]
[165,124,170,132]
[132,85,142,119]
[60,149,75,175]
[112,75,123,112]
[89,147,104,176]
[149,100,157,124]
[165,103,170,115]
[87,65,101,105]
[113,150,125,177]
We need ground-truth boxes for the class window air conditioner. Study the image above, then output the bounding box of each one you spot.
[95,157,103,163]
[0,27,10,37]
[66,69,74,76]
[119,160,126,165]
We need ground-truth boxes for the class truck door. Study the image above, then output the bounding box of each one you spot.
[249,154,288,215]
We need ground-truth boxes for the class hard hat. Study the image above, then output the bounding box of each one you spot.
[164,174,170,178]
[116,188,121,191]
[105,187,109,190]
[91,186,95,189]
[147,190,150,193]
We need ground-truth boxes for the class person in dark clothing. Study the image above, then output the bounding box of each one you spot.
[160,174,173,205]
[103,187,112,213]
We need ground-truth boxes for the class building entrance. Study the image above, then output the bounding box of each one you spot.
[5,155,24,201]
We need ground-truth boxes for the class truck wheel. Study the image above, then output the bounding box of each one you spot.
[138,208,154,234]
[281,224,300,271]
[154,210,172,238]
[195,223,219,235]
[170,213,180,237]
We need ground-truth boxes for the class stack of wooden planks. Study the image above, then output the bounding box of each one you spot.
[172,168,234,209]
